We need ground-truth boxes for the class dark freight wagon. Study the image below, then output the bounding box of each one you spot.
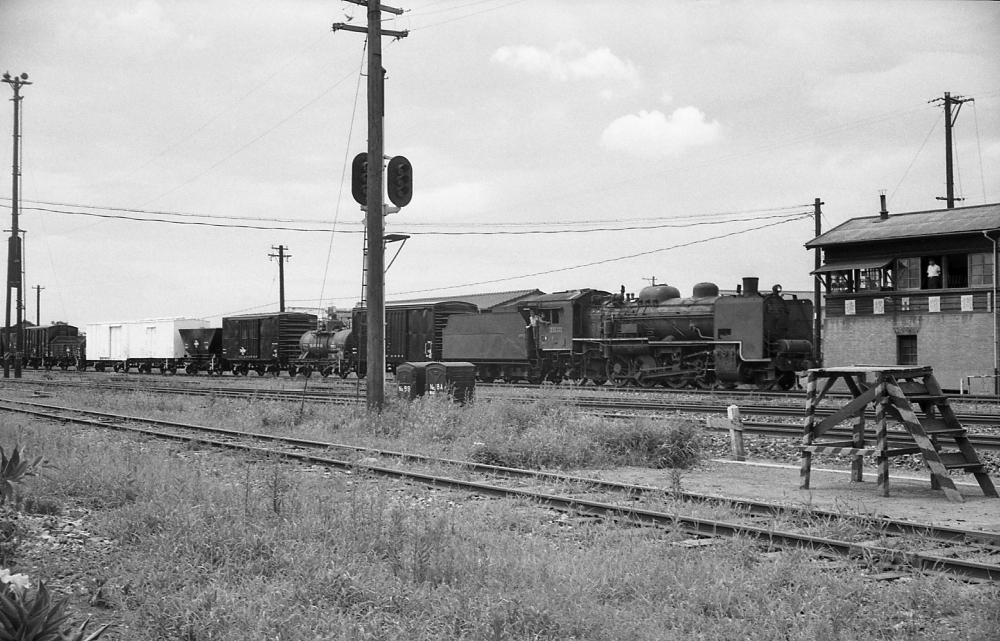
[19,324,80,370]
[179,327,223,374]
[222,312,317,376]
[349,301,479,374]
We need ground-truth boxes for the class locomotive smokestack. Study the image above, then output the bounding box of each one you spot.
[742,277,759,297]
[879,192,888,220]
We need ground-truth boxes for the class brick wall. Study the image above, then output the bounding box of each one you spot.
[823,313,995,392]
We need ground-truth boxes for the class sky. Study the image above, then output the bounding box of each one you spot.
[0,0,998,328]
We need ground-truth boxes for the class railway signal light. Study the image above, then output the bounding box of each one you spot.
[386,155,412,208]
[351,152,368,206]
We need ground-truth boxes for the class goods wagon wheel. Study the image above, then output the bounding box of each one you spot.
[299,365,313,378]
[606,355,634,387]
[320,366,333,378]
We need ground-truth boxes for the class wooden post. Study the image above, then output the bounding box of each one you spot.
[727,405,745,462]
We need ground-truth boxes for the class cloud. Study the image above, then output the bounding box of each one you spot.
[600,106,723,158]
[492,40,640,86]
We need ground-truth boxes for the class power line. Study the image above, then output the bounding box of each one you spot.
[387,212,813,298]
[6,198,812,235]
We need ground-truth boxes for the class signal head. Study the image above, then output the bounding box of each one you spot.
[386,155,413,208]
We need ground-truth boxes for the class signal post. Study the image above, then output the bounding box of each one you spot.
[334,0,409,411]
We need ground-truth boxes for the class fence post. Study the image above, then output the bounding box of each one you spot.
[727,405,745,462]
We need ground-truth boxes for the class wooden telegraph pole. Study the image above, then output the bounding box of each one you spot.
[3,72,30,379]
[333,1,408,411]
[269,245,290,312]
[931,92,973,209]
[813,198,823,366]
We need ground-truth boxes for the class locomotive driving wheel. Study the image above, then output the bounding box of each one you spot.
[606,355,634,387]
[634,355,659,388]
[663,368,694,389]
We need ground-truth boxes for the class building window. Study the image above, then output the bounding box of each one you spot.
[970,252,995,287]
[830,271,852,293]
[898,335,918,366]
[896,258,920,290]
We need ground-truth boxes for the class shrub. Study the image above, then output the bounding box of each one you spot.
[0,572,110,641]
[0,446,47,506]
[595,418,704,469]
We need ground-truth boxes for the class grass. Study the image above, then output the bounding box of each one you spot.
[0,388,997,640]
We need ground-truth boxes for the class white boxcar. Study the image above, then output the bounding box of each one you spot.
[84,318,209,364]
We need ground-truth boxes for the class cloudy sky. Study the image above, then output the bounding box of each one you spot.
[1,0,998,327]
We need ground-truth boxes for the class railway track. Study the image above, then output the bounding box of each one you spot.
[7,377,999,451]
[2,396,998,582]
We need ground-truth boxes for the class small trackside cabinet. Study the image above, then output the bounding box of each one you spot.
[396,362,430,400]
[425,362,476,404]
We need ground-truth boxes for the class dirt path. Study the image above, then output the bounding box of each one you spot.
[591,458,1000,533]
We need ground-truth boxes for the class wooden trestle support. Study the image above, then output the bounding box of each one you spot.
[798,366,998,503]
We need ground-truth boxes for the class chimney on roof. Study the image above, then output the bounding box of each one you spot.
[879,191,888,220]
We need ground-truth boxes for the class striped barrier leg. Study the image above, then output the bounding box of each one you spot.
[852,397,866,483]
[799,371,817,490]
[876,374,890,497]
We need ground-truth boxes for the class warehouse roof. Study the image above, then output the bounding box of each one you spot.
[387,289,543,311]
[805,202,1000,249]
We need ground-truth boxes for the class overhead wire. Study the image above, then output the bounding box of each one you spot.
[9,200,810,236]
[388,212,814,298]
[972,101,988,205]
[137,64,361,208]
[888,110,942,205]
[318,38,367,318]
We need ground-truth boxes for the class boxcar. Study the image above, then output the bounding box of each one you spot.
[222,312,317,376]
[84,318,209,373]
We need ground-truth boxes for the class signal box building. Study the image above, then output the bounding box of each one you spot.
[806,202,999,394]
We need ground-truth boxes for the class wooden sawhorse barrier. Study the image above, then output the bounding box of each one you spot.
[799,366,998,503]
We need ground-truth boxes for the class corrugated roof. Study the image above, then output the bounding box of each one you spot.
[805,202,1000,248]
[387,289,543,311]
[811,258,892,274]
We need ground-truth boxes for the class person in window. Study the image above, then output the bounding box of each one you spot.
[528,313,549,329]
[926,260,942,289]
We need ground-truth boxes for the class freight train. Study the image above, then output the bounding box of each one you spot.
[1,313,351,378]
[1,275,815,389]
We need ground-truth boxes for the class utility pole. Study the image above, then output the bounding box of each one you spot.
[813,198,823,366]
[333,0,408,412]
[930,92,974,209]
[33,285,42,325]
[269,245,290,313]
[3,71,30,379]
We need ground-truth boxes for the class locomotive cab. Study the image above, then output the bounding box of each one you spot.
[520,289,611,383]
